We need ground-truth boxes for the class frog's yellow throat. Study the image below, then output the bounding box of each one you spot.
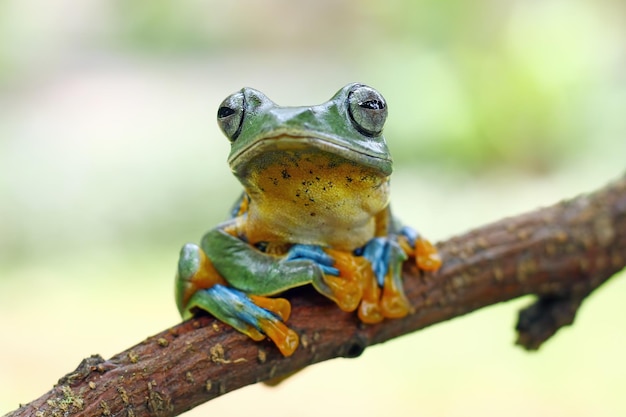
[233,136,391,251]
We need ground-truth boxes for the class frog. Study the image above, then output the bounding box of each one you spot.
[175,83,441,357]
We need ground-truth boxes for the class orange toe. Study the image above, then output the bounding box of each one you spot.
[258,318,300,357]
[416,238,442,271]
[380,272,411,319]
[249,295,292,321]
[357,263,384,323]
[322,249,365,312]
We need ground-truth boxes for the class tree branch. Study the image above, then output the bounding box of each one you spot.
[6,174,626,417]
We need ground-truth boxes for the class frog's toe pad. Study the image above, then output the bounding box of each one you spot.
[358,299,384,324]
[381,292,411,318]
[415,238,442,271]
[379,272,412,319]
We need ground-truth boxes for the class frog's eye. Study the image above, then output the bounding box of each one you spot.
[217,92,245,141]
[347,85,388,137]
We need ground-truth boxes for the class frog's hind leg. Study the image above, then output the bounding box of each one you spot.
[176,243,299,356]
[187,285,299,357]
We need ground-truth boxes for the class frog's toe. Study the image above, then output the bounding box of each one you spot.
[321,275,362,312]
[245,295,300,356]
[415,238,442,271]
[256,317,299,357]
[380,278,411,318]
[357,265,384,324]
[316,249,365,312]
[187,285,299,357]
[380,258,411,318]
[398,226,442,272]
[358,299,384,323]
[249,295,291,321]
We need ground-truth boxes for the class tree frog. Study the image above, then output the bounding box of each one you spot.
[175,83,441,356]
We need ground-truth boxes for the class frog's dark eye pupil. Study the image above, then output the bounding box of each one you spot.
[218,106,235,118]
[217,92,245,141]
[359,100,385,110]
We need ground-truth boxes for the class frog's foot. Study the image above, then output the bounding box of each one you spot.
[175,243,227,316]
[358,237,411,320]
[285,244,362,312]
[399,226,442,272]
[187,285,299,357]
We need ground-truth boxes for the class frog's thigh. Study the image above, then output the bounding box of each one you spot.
[202,229,321,296]
[175,243,226,317]
[217,257,326,296]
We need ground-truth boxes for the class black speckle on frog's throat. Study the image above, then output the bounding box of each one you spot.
[240,149,391,250]
[247,154,385,202]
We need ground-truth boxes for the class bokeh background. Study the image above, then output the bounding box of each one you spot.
[1,1,625,416]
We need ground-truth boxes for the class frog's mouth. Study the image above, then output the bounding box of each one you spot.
[229,134,393,178]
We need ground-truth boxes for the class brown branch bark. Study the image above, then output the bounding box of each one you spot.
[6,174,626,417]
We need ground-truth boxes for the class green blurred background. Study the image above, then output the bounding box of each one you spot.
[1,0,625,415]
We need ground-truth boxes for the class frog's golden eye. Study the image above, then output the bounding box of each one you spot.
[347,85,388,137]
[217,92,245,141]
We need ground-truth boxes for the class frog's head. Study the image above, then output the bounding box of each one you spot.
[217,83,393,182]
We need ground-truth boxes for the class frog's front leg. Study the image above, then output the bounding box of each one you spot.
[175,241,299,356]
[357,226,442,322]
